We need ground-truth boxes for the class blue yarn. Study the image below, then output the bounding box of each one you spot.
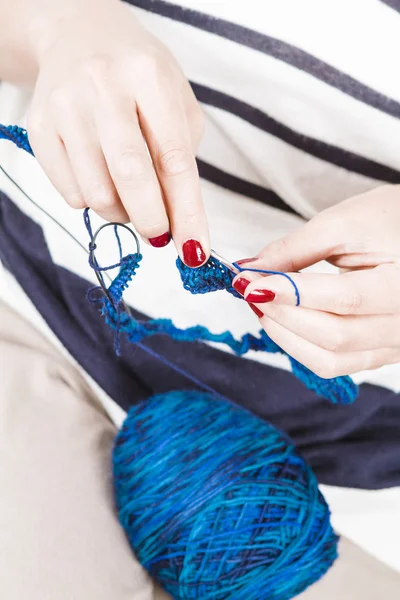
[113,390,338,600]
[1,125,358,404]
[90,236,357,404]
[0,124,33,155]
[232,262,301,306]
[4,123,340,599]
[177,256,301,306]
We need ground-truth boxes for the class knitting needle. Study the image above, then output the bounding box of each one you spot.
[210,250,241,275]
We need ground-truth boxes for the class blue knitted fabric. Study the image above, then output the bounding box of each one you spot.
[0,124,33,154]
[178,255,242,298]
[0,125,359,404]
[113,390,339,600]
[96,255,358,405]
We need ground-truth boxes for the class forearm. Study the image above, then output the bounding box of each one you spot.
[0,0,115,86]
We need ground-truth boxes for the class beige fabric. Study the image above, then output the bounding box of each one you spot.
[0,301,399,599]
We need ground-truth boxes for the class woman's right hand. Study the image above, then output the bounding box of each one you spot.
[28,0,209,265]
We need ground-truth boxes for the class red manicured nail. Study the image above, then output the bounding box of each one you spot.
[249,303,264,318]
[182,239,206,267]
[149,232,171,248]
[233,277,251,295]
[246,289,276,303]
[236,257,258,265]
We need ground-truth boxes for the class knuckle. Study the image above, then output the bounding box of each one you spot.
[313,356,340,380]
[377,264,400,308]
[271,238,297,272]
[322,327,349,353]
[157,143,194,178]
[113,147,149,183]
[86,183,116,212]
[65,191,86,209]
[48,87,71,111]
[81,54,114,81]
[334,291,364,315]
[132,50,165,78]
[179,201,202,227]
[27,109,45,139]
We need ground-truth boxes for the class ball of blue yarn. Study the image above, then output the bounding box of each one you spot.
[113,391,338,600]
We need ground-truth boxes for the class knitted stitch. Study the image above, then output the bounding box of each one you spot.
[177,255,242,298]
[0,125,359,404]
[93,247,358,405]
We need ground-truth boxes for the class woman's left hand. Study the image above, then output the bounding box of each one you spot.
[233,185,400,378]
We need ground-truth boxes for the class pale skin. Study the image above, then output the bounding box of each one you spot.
[233,187,400,378]
[1,0,399,376]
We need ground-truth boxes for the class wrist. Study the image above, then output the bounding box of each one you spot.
[27,0,118,64]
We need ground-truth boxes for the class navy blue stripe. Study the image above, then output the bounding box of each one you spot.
[196,159,299,216]
[1,191,400,490]
[379,0,400,12]
[128,0,400,119]
[193,82,400,183]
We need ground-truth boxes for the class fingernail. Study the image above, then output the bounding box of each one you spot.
[182,239,206,267]
[149,232,171,248]
[236,257,258,265]
[246,289,276,303]
[233,277,251,295]
[249,303,264,318]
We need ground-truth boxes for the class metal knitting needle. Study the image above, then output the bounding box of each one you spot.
[210,250,241,275]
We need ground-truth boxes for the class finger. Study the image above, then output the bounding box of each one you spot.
[182,87,204,152]
[94,98,171,244]
[260,304,400,352]
[56,116,129,224]
[27,118,85,209]
[236,210,338,273]
[259,316,398,378]
[238,264,400,315]
[137,89,209,266]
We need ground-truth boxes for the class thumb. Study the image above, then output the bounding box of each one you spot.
[239,213,337,272]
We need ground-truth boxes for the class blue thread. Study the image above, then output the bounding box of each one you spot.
[135,342,233,403]
[232,262,301,306]
[115,224,123,261]
[113,390,338,600]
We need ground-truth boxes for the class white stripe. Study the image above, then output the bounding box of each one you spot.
[132,4,400,169]
[200,105,384,218]
[156,0,400,102]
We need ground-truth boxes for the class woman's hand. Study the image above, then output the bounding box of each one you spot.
[27,0,208,265]
[233,185,400,378]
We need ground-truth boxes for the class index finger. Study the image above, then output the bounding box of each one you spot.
[237,265,400,315]
[137,92,209,267]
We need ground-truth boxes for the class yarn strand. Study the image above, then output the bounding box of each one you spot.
[0,125,358,404]
[83,210,357,405]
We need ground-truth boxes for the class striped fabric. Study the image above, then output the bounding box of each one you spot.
[1,0,400,572]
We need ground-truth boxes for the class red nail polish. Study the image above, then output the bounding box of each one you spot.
[249,303,264,318]
[246,289,276,303]
[233,277,251,295]
[182,239,206,267]
[149,232,171,248]
[236,257,258,265]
